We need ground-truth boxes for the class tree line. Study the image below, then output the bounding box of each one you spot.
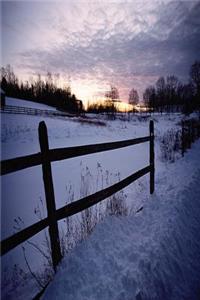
[88,61,200,115]
[1,61,199,115]
[87,85,139,114]
[0,65,82,113]
[143,61,200,114]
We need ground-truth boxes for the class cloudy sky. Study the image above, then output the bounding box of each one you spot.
[1,0,200,104]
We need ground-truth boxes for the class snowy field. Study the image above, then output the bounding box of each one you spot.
[1,98,200,299]
[6,97,57,111]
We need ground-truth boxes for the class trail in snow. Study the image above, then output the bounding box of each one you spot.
[43,142,200,300]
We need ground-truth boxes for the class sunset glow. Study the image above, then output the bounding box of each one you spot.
[1,1,200,104]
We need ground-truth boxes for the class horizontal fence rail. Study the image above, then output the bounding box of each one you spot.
[1,136,150,176]
[55,165,151,221]
[1,217,49,256]
[1,153,42,175]
[0,105,75,119]
[48,136,150,162]
[1,165,151,256]
[1,120,155,273]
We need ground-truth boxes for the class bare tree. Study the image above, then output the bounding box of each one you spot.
[156,77,166,113]
[143,86,156,112]
[105,85,119,119]
[190,61,200,92]
[166,75,180,111]
[129,88,139,107]
[105,85,120,101]
[190,61,200,112]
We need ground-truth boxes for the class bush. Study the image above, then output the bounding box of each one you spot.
[160,118,200,162]
[106,191,128,216]
[160,129,182,162]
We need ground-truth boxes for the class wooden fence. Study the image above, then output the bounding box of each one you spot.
[0,105,75,118]
[0,120,155,271]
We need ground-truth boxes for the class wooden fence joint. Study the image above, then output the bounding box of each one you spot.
[38,121,62,271]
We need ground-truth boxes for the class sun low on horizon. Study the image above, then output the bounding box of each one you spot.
[1,0,200,105]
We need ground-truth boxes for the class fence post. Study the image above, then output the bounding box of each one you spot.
[149,120,155,194]
[38,121,62,271]
[181,120,185,157]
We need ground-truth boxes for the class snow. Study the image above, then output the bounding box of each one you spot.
[1,100,200,299]
[42,141,200,300]
[5,97,57,111]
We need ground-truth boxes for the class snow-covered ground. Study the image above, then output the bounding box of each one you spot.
[5,97,57,111]
[43,140,200,300]
[1,99,200,299]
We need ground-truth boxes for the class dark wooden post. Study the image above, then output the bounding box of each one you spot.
[149,120,154,194]
[181,120,185,157]
[38,121,62,271]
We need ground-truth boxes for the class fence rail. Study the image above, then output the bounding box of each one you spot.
[1,136,150,176]
[0,104,75,118]
[0,120,155,272]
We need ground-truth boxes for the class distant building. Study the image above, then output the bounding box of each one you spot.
[0,88,6,108]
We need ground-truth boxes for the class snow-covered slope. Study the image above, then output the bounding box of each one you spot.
[1,104,200,299]
[43,141,200,300]
[5,97,57,111]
